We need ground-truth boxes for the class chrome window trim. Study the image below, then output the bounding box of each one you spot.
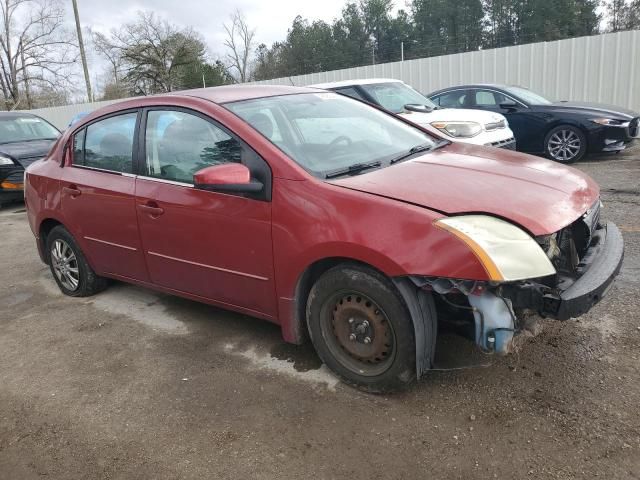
[136,175,194,188]
[69,164,135,176]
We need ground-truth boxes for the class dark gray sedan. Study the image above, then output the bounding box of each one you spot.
[0,112,59,206]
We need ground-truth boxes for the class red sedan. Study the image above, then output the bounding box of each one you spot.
[25,85,623,391]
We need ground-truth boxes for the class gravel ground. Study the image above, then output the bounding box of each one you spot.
[0,148,639,479]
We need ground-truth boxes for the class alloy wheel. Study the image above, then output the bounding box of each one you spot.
[548,129,581,162]
[51,239,80,291]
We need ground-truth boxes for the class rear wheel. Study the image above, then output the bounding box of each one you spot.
[544,125,586,163]
[306,264,416,392]
[46,225,108,297]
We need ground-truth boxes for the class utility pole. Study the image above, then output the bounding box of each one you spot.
[72,0,92,102]
[401,41,404,62]
[19,42,32,109]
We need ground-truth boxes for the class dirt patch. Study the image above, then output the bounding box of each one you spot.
[1,150,639,479]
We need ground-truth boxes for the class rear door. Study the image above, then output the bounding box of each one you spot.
[60,111,149,281]
[134,108,277,317]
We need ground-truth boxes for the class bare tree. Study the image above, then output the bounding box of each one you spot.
[223,10,255,83]
[0,0,76,109]
[93,31,123,85]
[100,11,207,95]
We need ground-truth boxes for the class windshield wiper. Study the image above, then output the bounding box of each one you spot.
[324,161,382,179]
[390,140,449,164]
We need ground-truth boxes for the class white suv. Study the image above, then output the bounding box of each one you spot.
[311,79,516,149]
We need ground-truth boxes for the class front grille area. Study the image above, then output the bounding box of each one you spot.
[485,119,506,131]
[486,137,516,149]
[537,200,601,277]
[630,117,639,138]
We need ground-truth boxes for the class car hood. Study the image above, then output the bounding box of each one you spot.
[545,101,638,119]
[399,108,507,126]
[328,143,599,236]
[0,139,56,165]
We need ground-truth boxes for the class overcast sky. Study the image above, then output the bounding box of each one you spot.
[68,0,359,64]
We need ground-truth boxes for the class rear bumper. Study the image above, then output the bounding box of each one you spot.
[502,222,624,320]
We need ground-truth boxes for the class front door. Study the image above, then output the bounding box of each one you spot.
[61,111,149,281]
[134,108,277,318]
[470,89,544,152]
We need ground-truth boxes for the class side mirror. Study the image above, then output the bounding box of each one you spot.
[404,103,434,113]
[194,163,263,193]
[499,101,518,110]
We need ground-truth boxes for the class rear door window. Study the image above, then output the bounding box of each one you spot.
[83,113,137,173]
[433,91,467,108]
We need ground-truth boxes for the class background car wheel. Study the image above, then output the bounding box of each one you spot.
[306,264,418,392]
[544,125,586,163]
[46,225,108,297]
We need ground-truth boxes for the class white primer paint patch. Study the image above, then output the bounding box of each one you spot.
[223,343,340,391]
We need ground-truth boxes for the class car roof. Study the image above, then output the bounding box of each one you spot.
[310,78,404,89]
[430,84,516,94]
[169,84,322,104]
[0,112,41,120]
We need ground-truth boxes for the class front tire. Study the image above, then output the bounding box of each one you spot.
[306,264,417,392]
[544,125,586,163]
[46,225,108,297]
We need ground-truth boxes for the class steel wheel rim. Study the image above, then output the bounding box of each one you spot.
[319,290,396,377]
[51,239,80,291]
[548,129,581,161]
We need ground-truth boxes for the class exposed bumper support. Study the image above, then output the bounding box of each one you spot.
[502,222,624,320]
[555,222,624,319]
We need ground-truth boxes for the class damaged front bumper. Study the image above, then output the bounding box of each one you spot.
[500,221,624,321]
[409,221,623,361]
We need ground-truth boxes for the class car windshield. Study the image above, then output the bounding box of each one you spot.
[0,115,59,144]
[225,92,439,177]
[504,86,552,105]
[359,82,438,113]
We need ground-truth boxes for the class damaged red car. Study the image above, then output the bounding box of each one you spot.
[24,86,624,391]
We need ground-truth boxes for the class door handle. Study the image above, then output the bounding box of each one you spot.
[138,202,164,217]
[62,185,81,197]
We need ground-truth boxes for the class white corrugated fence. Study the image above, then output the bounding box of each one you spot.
[20,30,640,129]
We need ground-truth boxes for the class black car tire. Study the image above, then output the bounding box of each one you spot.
[544,125,587,163]
[306,263,418,393]
[46,225,108,297]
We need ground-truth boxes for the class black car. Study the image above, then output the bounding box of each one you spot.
[427,84,639,163]
[0,112,59,206]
